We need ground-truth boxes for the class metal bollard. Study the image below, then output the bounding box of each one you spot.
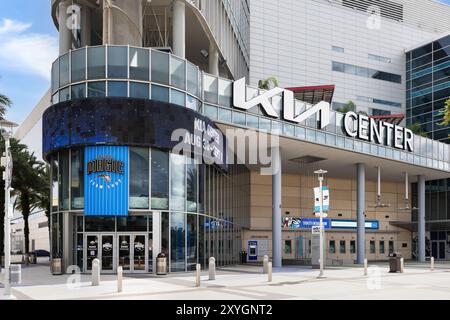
[196,264,201,287]
[263,255,269,274]
[431,257,435,271]
[268,262,272,282]
[10,264,21,284]
[364,258,368,276]
[400,257,404,273]
[117,266,123,292]
[92,258,100,286]
[209,257,216,280]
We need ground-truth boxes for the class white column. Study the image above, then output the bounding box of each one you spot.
[417,175,426,262]
[356,163,365,264]
[209,42,219,76]
[59,0,72,54]
[173,0,186,58]
[272,147,282,268]
[152,211,161,273]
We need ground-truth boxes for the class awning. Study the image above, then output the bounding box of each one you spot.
[286,85,335,105]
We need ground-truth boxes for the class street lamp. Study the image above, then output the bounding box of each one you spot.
[314,169,327,278]
[0,119,18,300]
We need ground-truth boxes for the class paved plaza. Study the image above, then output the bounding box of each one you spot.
[1,258,450,300]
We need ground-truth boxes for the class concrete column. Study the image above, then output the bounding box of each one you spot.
[417,175,426,262]
[80,6,91,47]
[152,211,161,273]
[272,147,282,268]
[356,163,366,264]
[59,0,72,54]
[62,212,73,272]
[173,0,185,58]
[209,42,219,76]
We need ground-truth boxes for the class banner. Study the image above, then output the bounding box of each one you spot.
[314,186,329,212]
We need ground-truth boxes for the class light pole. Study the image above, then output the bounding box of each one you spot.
[1,119,18,300]
[314,169,327,278]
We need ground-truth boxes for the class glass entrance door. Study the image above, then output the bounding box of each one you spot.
[86,235,99,271]
[118,235,131,271]
[132,234,147,272]
[101,235,114,271]
[84,234,116,273]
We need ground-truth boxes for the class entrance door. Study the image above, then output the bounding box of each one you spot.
[132,234,147,273]
[432,241,446,260]
[117,234,147,273]
[118,235,131,271]
[84,234,116,273]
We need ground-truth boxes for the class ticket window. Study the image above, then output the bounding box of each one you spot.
[248,240,258,261]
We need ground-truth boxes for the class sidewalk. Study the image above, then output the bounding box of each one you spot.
[1,260,450,300]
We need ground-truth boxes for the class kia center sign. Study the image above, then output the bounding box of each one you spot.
[84,145,129,216]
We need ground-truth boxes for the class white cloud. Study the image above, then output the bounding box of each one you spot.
[0,19,58,81]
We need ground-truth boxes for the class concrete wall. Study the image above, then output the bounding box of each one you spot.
[11,212,50,253]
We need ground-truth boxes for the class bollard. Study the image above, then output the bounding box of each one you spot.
[117,266,123,292]
[268,262,272,282]
[400,257,404,273]
[196,264,201,287]
[10,264,21,284]
[209,257,216,280]
[364,258,368,276]
[92,258,100,286]
[263,255,269,274]
[431,257,435,271]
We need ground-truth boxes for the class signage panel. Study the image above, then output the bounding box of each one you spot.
[84,146,129,216]
[330,219,379,230]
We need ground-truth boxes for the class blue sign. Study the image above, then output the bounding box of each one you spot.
[330,219,379,230]
[84,146,129,216]
[300,218,331,229]
[248,240,258,261]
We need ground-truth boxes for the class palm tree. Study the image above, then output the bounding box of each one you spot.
[336,100,356,113]
[258,76,279,90]
[0,93,12,120]
[439,98,450,127]
[407,123,428,137]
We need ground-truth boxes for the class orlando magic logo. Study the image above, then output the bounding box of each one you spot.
[87,156,124,190]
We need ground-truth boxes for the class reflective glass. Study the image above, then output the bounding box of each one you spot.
[170,56,186,89]
[108,81,128,97]
[59,87,70,102]
[186,95,198,111]
[218,108,232,123]
[59,150,70,210]
[170,212,186,272]
[87,47,105,79]
[170,89,185,107]
[71,48,86,82]
[88,81,106,97]
[170,154,186,211]
[204,75,218,104]
[151,149,169,210]
[59,53,70,86]
[71,83,86,99]
[219,79,232,106]
[130,47,149,81]
[71,148,84,209]
[204,104,218,120]
[130,82,149,99]
[151,85,169,103]
[187,214,197,271]
[187,62,199,96]
[130,148,149,209]
[232,111,246,126]
[117,216,147,232]
[186,158,198,212]
[108,46,127,78]
[52,60,59,92]
[51,156,59,212]
[151,50,169,85]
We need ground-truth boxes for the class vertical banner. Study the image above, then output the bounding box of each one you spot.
[84,146,129,216]
[313,186,330,212]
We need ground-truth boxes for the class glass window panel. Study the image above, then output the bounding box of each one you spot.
[59,87,70,102]
[170,56,186,89]
[130,148,149,209]
[52,60,59,92]
[51,156,59,212]
[151,85,169,103]
[187,214,197,271]
[59,53,70,86]
[130,82,149,99]
[340,240,346,254]
[171,154,186,211]
[218,79,232,106]
[59,150,70,210]
[88,81,106,97]
[151,50,169,84]
[306,129,315,140]
[170,212,186,272]
[345,138,354,149]
[218,108,232,123]
[295,126,305,139]
[71,48,86,82]
[87,47,105,79]
[186,95,198,111]
[204,104,218,120]
[108,81,128,97]
[326,134,336,145]
[284,123,295,136]
[271,121,281,134]
[151,149,169,210]
[117,216,147,232]
[317,132,325,144]
[232,111,246,126]
[247,114,258,128]
[186,159,198,212]
[186,62,199,96]
[71,148,84,209]
[85,217,115,232]
[259,117,270,131]
[170,89,185,107]
[203,75,218,104]
[108,46,128,78]
[129,47,149,81]
[71,83,86,99]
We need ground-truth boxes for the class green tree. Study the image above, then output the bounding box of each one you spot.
[438,98,450,127]
[336,100,356,113]
[407,123,428,137]
[258,76,279,90]
[0,93,12,119]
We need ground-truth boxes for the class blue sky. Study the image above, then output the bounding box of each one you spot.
[0,0,450,125]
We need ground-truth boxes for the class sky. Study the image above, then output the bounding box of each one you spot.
[0,0,450,125]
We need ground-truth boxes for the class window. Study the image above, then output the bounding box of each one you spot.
[379,241,385,254]
[368,54,392,63]
[59,87,70,102]
[130,82,149,99]
[129,48,149,81]
[285,240,292,254]
[151,150,169,210]
[85,217,115,232]
[329,240,336,254]
[117,216,147,232]
[170,154,186,211]
[151,50,169,84]
[108,46,127,78]
[219,79,232,106]
[108,81,127,97]
[170,56,186,90]
[71,48,86,82]
[204,104,218,120]
[71,148,84,209]
[87,47,105,79]
[59,53,70,87]
[350,240,356,254]
[187,62,199,96]
[370,241,376,254]
[187,214,198,270]
[332,61,401,84]
[186,158,198,212]
[88,81,106,97]
[389,241,394,254]
[332,46,344,53]
[203,75,218,104]
[129,148,149,209]
[186,95,199,111]
[170,89,185,107]
[59,150,70,210]
[340,240,346,254]
[171,212,186,272]
[52,60,59,92]
[71,83,86,99]
[151,85,169,103]
[372,108,391,116]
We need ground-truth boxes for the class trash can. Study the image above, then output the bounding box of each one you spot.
[240,250,247,264]
[29,252,37,264]
[156,253,167,275]
[10,264,21,284]
[51,257,62,275]
[389,252,402,273]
